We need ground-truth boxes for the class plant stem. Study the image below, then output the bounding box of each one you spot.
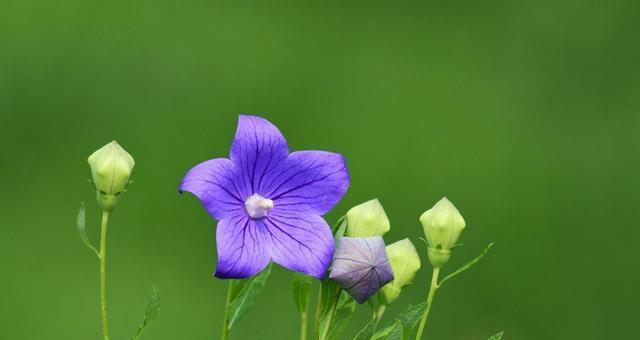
[415,267,440,340]
[299,310,308,340]
[375,305,387,325]
[319,289,342,340]
[99,210,111,340]
[312,284,323,340]
[221,279,235,340]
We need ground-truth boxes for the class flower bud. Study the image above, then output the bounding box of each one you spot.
[419,197,465,268]
[87,141,135,211]
[380,239,421,304]
[329,237,394,304]
[345,199,390,237]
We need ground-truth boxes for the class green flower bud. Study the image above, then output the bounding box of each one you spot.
[87,141,135,211]
[345,199,391,237]
[419,197,466,268]
[380,238,421,304]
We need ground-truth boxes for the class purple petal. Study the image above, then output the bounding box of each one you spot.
[230,115,289,195]
[261,211,334,278]
[179,158,245,220]
[214,213,271,279]
[263,151,349,215]
[329,237,394,303]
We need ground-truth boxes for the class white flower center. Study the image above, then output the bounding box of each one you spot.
[244,194,274,219]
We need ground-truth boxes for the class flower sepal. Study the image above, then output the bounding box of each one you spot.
[427,247,451,269]
[96,191,120,212]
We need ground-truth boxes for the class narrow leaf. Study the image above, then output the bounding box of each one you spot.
[291,273,313,313]
[76,203,99,257]
[228,263,273,328]
[331,215,347,237]
[320,216,347,317]
[488,331,504,340]
[320,278,339,318]
[439,242,494,287]
[132,285,161,340]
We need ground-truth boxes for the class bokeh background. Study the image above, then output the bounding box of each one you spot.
[1,0,639,339]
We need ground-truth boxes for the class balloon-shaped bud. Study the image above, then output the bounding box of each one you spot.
[345,199,391,237]
[380,238,421,304]
[87,141,135,211]
[329,237,394,303]
[419,197,466,268]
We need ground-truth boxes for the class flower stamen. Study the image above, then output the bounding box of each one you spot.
[245,194,274,219]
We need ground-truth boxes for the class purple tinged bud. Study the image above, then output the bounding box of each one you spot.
[329,237,394,303]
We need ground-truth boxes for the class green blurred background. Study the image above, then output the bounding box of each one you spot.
[1,0,639,339]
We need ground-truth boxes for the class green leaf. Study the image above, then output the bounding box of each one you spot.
[76,203,99,257]
[331,215,347,237]
[319,215,347,319]
[439,242,494,287]
[320,278,339,318]
[326,293,356,340]
[397,303,426,340]
[488,331,504,340]
[372,320,403,340]
[132,285,161,340]
[372,303,426,340]
[228,263,273,328]
[291,273,313,313]
[352,317,378,340]
[318,216,348,315]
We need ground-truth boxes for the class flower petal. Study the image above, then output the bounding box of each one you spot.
[230,115,289,195]
[329,237,394,303]
[261,211,334,278]
[214,213,271,279]
[179,158,245,220]
[263,151,349,215]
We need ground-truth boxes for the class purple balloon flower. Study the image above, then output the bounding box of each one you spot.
[329,237,394,303]
[180,115,350,279]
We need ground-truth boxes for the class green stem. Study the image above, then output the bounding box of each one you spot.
[313,216,346,340]
[312,284,323,340]
[99,210,111,340]
[375,305,387,325]
[300,310,308,340]
[221,279,235,340]
[319,290,342,340]
[415,268,440,340]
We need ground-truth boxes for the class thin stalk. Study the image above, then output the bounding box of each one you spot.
[313,216,346,340]
[319,290,342,340]
[221,279,235,340]
[375,305,387,325]
[299,310,308,340]
[312,283,323,340]
[415,268,440,340]
[99,210,111,340]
